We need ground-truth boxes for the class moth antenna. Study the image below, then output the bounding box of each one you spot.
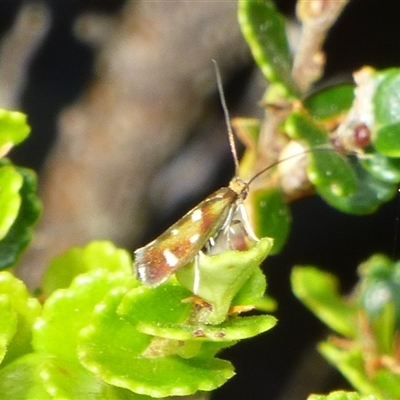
[247,145,339,186]
[212,59,240,175]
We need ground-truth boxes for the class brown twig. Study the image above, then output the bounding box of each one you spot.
[292,0,350,92]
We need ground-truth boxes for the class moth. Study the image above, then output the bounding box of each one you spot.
[135,175,255,288]
[134,61,311,288]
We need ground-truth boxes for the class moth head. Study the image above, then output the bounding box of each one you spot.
[229,177,249,200]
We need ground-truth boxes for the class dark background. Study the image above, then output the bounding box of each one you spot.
[1,1,400,398]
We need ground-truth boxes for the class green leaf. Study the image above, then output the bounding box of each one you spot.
[40,357,148,400]
[291,267,357,338]
[0,166,41,269]
[250,188,291,254]
[119,281,276,342]
[0,352,144,400]
[318,342,384,399]
[373,368,400,400]
[304,84,355,121]
[308,391,377,400]
[308,151,357,197]
[285,110,329,146]
[79,288,235,398]
[33,269,136,361]
[118,282,193,339]
[176,237,273,324]
[0,110,30,157]
[0,271,41,364]
[373,69,400,127]
[360,153,400,183]
[372,68,400,157]
[284,109,399,213]
[374,124,400,157]
[0,272,41,366]
[232,267,269,309]
[0,296,17,364]
[42,241,133,297]
[238,0,297,96]
[357,254,400,330]
[0,165,23,240]
[316,159,396,214]
[0,354,52,400]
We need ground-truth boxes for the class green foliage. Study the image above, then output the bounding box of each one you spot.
[292,256,400,400]
[2,0,400,398]
[304,84,355,121]
[0,110,41,269]
[0,109,30,151]
[0,107,277,398]
[0,272,41,367]
[0,164,41,269]
[0,164,23,240]
[238,0,297,98]
[237,0,400,256]
[308,391,377,400]
[42,241,133,297]
[250,188,291,254]
[0,239,277,398]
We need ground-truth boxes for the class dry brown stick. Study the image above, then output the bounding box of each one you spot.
[293,0,350,92]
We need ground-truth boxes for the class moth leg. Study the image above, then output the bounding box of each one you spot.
[236,203,259,242]
[192,251,204,295]
[224,203,259,250]
[220,203,237,247]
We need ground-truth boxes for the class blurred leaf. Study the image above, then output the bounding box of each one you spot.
[373,368,400,400]
[0,354,52,400]
[0,166,41,269]
[250,188,291,254]
[0,272,41,366]
[79,288,235,398]
[0,352,144,400]
[373,69,400,127]
[238,0,297,96]
[308,151,357,198]
[305,84,355,121]
[42,241,133,297]
[372,68,400,157]
[319,341,400,400]
[318,342,380,398]
[0,110,30,157]
[33,269,136,361]
[40,357,147,400]
[308,391,377,400]
[357,254,400,330]
[285,110,329,146]
[233,117,261,179]
[0,165,23,240]
[360,153,400,183]
[374,124,400,157]
[291,267,357,338]
[316,158,396,215]
[0,296,17,364]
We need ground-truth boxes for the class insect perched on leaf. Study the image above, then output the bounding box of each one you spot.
[134,61,324,290]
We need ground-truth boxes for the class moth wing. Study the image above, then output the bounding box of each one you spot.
[134,187,237,286]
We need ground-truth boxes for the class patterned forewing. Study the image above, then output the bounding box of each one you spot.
[134,187,238,286]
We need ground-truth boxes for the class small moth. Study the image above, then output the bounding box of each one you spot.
[135,175,253,287]
[134,61,308,288]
